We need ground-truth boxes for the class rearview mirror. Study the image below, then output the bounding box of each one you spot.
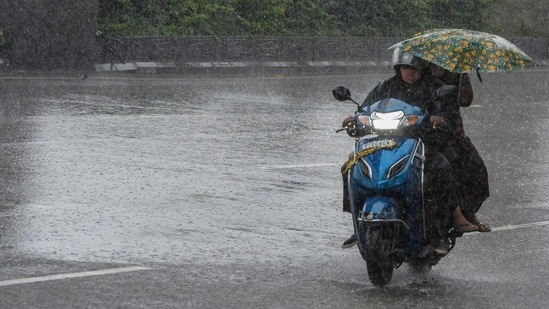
[332,86,351,102]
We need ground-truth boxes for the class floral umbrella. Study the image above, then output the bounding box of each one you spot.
[389,28,537,73]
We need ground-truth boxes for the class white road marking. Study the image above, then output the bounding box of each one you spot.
[490,220,549,231]
[465,220,549,236]
[264,163,338,169]
[0,266,150,287]
[1,222,546,287]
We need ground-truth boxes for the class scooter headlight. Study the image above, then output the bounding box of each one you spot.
[371,111,421,130]
[371,111,404,130]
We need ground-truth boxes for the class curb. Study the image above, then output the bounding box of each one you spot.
[94,60,394,74]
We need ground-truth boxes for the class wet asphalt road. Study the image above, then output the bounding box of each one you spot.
[0,70,548,308]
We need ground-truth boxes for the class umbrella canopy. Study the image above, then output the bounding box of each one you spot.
[389,28,538,73]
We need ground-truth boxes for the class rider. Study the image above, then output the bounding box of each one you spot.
[428,64,491,232]
[340,49,463,254]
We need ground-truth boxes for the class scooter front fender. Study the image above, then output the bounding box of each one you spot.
[357,196,409,230]
[354,196,409,265]
[360,196,402,223]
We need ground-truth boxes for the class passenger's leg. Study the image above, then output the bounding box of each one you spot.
[424,151,457,253]
[440,139,480,233]
[456,137,491,232]
[456,137,489,214]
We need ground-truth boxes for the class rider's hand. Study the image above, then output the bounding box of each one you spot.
[342,116,355,129]
[429,115,445,128]
[341,116,358,137]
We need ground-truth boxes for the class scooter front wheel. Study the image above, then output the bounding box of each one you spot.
[363,227,394,286]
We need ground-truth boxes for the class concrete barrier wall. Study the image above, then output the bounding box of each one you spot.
[117,37,400,62]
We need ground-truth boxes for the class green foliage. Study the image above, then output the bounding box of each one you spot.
[487,0,548,38]
[97,0,508,37]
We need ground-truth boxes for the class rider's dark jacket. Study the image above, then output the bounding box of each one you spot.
[362,73,442,106]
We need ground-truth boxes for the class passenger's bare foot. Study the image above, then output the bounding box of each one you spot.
[464,213,492,232]
[453,207,479,233]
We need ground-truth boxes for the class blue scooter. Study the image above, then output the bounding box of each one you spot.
[333,85,459,286]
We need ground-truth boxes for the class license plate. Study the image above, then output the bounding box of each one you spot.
[361,139,396,150]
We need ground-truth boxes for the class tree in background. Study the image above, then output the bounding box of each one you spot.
[326,0,432,36]
[488,0,549,37]
[274,0,340,36]
[99,0,232,35]
[326,0,503,37]
[98,0,543,38]
[98,0,338,37]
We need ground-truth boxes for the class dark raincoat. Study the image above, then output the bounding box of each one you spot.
[435,72,490,216]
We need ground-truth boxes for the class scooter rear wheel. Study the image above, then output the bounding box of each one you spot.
[407,260,432,274]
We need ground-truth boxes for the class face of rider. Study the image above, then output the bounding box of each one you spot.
[399,65,422,84]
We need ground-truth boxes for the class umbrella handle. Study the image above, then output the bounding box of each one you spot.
[476,66,483,83]
[457,74,461,107]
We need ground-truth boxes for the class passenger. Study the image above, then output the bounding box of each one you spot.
[340,49,473,254]
[428,64,491,232]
